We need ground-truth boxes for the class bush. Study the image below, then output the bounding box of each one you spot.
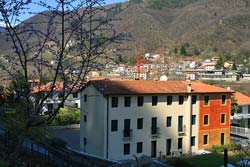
[51,108,80,125]
[208,143,241,153]
[166,157,193,167]
[48,137,67,148]
[0,160,9,167]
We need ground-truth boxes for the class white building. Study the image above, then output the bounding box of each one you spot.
[231,91,250,128]
[230,91,250,140]
[80,79,232,160]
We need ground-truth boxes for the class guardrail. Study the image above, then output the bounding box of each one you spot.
[230,126,250,138]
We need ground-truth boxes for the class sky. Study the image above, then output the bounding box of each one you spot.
[0,0,128,26]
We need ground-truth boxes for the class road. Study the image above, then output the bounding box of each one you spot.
[54,128,80,151]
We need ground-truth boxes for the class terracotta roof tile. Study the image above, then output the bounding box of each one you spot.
[233,91,250,105]
[32,81,86,93]
[32,82,64,93]
[88,79,232,95]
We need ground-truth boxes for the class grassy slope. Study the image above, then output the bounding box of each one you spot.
[166,151,241,167]
[187,152,240,167]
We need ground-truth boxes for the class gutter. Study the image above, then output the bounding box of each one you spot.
[106,95,109,159]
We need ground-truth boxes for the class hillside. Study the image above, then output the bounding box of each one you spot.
[1,0,250,58]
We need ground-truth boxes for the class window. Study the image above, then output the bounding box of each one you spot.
[166,139,171,156]
[124,143,130,155]
[137,118,143,129]
[221,114,226,124]
[151,117,157,135]
[124,119,130,130]
[84,94,87,102]
[112,97,118,108]
[192,95,197,105]
[124,119,131,137]
[111,120,118,131]
[167,96,172,105]
[84,115,87,122]
[124,96,131,107]
[137,142,143,153]
[203,135,208,145]
[178,138,183,149]
[204,115,209,125]
[191,115,196,125]
[221,133,225,145]
[137,96,144,106]
[83,137,87,145]
[204,96,209,106]
[191,136,195,146]
[152,96,158,106]
[222,95,226,105]
[178,116,183,132]
[166,117,172,127]
[151,141,157,157]
[179,96,184,105]
[72,92,78,98]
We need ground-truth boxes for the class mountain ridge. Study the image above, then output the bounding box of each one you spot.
[1,0,250,60]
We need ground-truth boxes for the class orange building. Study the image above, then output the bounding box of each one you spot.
[198,94,231,149]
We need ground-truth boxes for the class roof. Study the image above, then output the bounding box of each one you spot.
[33,82,64,93]
[32,81,84,93]
[87,79,233,95]
[233,91,250,105]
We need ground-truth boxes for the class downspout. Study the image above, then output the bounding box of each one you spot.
[106,95,109,159]
[187,82,192,154]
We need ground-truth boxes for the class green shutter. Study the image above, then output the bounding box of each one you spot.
[222,95,226,105]
[204,96,209,106]
[203,135,208,145]
[221,133,225,145]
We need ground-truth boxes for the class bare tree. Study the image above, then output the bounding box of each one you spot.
[0,0,126,164]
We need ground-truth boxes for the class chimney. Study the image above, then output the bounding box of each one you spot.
[187,82,192,93]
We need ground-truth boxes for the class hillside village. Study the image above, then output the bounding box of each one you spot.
[89,53,249,83]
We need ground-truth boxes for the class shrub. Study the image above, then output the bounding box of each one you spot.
[48,137,67,148]
[51,108,80,125]
[208,143,240,153]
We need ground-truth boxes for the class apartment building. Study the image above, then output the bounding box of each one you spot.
[80,79,232,160]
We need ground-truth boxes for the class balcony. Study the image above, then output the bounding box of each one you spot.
[231,113,250,120]
[151,127,160,138]
[178,125,186,136]
[230,126,250,138]
[123,129,132,140]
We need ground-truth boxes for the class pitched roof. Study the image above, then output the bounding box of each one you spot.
[88,79,233,95]
[32,81,84,93]
[233,92,250,105]
[32,82,64,93]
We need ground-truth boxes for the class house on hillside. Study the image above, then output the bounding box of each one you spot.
[80,79,232,160]
[32,82,81,114]
[230,91,250,140]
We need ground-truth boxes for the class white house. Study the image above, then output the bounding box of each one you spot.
[32,82,81,114]
[80,79,232,160]
[231,91,250,128]
[230,91,250,140]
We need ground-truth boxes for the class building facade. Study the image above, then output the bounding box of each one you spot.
[80,80,232,160]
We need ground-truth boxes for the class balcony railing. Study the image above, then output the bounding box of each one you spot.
[151,127,160,138]
[123,129,132,140]
[178,125,186,136]
[230,126,250,138]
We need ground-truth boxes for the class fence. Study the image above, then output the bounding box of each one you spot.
[0,131,123,167]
